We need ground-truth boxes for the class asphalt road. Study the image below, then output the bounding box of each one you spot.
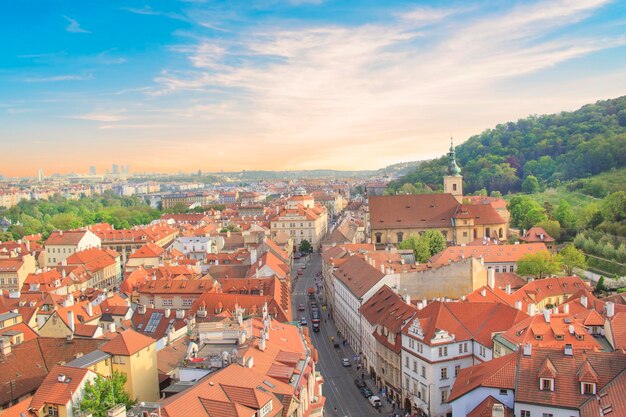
[292,254,390,417]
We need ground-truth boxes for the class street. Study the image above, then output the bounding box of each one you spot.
[292,253,394,417]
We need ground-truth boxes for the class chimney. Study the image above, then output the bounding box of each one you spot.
[563,304,569,314]
[480,289,487,297]
[109,322,116,333]
[259,332,266,351]
[138,304,146,315]
[487,268,495,289]
[523,343,532,356]
[527,303,537,316]
[165,308,171,318]
[581,295,588,308]
[68,311,75,332]
[176,309,185,319]
[543,309,551,323]
[569,325,575,334]
[505,284,511,295]
[564,343,573,356]
[515,300,522,311]
[422,298,427,308]
[492,404,505,417]
[606,302,615,318]
[1,336,12,356]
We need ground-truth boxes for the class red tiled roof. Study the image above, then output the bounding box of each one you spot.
[45,230,92,246]
[403,301,528,348]
[515,348,626,410]
[449,353,517,402]
[333,256,385,298]
[30,365,91,409]
[129,242,165,259]
[100,328,155,356]
[520,226,555,243]
[430,243,548,266]
[466,395,514,417]
[369,194,459,230]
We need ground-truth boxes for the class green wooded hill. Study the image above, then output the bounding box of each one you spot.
[388,95,626,195]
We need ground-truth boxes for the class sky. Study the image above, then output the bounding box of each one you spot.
[2,0,626,177]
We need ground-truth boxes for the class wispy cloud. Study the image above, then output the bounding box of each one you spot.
[69,112,127,122]
[23,74,93,82]
[121,6,188,22]
[63,16,91,33]
[140,0,623,168]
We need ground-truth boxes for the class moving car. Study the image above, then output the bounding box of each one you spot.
[341,358,350,367]
[311,309,320,323]
[354,379,366,389]
[312,322,320,332]
[368,396,382,408]
[298,303,305,311]
[297,269,303,276]
[300,317,307,326]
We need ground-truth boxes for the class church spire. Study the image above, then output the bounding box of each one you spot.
[447,137,461,176]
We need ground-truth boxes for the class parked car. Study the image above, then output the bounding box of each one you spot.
[300,317,307,325]
[312,322,320,332]
[298,303,305,311]
[360,387,373,398]
[354,379,366,388]
[341,358,350,367]
[368,396,382,408]
[297,269,303,276]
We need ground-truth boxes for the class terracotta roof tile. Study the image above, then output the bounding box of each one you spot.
[100,328,155,356]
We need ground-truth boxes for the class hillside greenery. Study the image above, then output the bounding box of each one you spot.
[387,96,626,195]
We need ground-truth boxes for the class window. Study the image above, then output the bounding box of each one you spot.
[375,233,382,244]
[542,414,553,417]
[421,365,426,378]
[495,267,500,273]
[479,346,486,356]
[540,378,554,391]
[413,360,417,372]
[397,232,404,243]
[162,299,173,306]
[183,299,194,307]
[582,382,596,394]
[438,346,447,357]
[47,405,59,416]
[499,389,508,396]
[521,411,530,417]
[440,367,448,380]
[441,389,449,403]
[510,265,515,272]
[452,184,457,191]
[405,356,409,367]
[454,365,461,376]
[463,231,468,237]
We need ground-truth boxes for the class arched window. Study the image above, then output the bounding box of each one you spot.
[397,232,404,243]
[452,184,457,191]
[375,233,382,244]
[499,228,503,238]
[485,227,491,238]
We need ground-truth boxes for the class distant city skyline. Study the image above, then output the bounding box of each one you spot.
[2,0,626,176]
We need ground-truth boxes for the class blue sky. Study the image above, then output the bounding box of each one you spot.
[2,0,626,176]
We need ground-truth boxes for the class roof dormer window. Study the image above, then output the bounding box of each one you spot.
[582,382,596,395]
[540,378,554,391]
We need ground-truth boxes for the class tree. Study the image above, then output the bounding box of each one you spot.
[517,251,561,279]
[554,200,576,230]
[79,372,135,417]
[0,230,13,241]
[522,175,541,193]
[400,231,446,262]
[601,191,626,222]
[299,239,312,253]
[557,244,587,275]
[220,223,241,233]
[508,196,548,230]
[536,220,561,241]
[596,276,607,293]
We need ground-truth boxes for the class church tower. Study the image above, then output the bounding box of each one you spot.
[443,138,463,203]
